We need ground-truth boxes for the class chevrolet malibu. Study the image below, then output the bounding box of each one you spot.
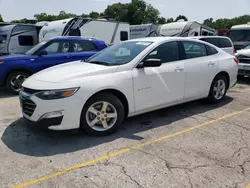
[20,37,238,136]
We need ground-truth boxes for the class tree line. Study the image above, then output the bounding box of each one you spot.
[1,0,250,29]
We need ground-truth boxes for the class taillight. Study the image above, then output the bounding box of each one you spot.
[234,57,239,64]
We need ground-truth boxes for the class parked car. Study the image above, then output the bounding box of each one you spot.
[191,36,235,55]
[20,37,238,136]
[235,45,250,78]
[0,36,107,93]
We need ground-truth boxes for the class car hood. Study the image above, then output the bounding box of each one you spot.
[0,54,30,61]
[236,49,250,57]
[27,61,119,83]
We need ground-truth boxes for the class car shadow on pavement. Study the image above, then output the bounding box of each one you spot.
[1,96,233,157]
[0,88,16,99]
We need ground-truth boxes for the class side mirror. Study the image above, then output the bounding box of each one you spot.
[137,58,162,68]
[38,50,48,56]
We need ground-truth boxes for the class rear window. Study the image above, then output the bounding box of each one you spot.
[219,38,232,48]
[0,35,7,44]
[200,38,220,47]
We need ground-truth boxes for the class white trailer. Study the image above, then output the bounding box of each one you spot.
[39,18,130,44]
[0,24,41,55]
[157,21,215,37]
[130,24,157,39]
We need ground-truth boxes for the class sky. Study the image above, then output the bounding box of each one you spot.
[0,0,250,23]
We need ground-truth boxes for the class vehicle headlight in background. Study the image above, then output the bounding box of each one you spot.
[36,87,79,100]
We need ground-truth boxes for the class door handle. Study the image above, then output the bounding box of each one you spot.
[175,67,184,72]
[63,56,71,59]
[208,62,215,66]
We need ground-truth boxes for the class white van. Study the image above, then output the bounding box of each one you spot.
[192,36,235,55]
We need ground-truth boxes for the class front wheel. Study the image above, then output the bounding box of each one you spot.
[206,74,228,103]
[80,92,125,136]
[6,71,30,94]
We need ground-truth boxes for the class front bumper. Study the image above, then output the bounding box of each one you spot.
[23,116,63,130]
[238,63,250,76]
[19,92,84,130]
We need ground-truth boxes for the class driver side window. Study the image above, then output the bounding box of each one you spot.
[144,41,180,63]
[41,41,70,55]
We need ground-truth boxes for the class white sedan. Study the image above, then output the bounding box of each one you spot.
[20,37,238,136]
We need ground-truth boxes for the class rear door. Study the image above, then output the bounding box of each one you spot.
[68,40,99,62]
[181,41,218,100]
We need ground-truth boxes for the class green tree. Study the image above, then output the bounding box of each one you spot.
[158,17,166,24]
[89,11,100,19]
[0,14,3,22]
[127,0,159,24]
[166,17,174,23]
[175,15,188,22]
[104,3,129,22]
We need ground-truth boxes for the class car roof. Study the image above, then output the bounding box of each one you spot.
[191,36,231,40]
[50,36,104,42]
[128,36,200,43]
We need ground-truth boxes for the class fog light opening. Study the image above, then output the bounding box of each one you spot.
[39,111,64,120]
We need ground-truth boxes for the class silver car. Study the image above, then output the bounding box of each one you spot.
[235,45,250,78]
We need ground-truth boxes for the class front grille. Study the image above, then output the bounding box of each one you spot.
[20,97,36,117]
[238,69,250,75]
[238,55,250,64]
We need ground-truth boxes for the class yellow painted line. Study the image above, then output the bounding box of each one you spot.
[11,107,250,188]
[246,183,250,188]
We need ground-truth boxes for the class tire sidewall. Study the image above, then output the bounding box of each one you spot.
[208,74,228,103]
[6,71,29,94]
[80,93,125,136]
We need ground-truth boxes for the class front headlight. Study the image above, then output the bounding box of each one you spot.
[35,87,79,100]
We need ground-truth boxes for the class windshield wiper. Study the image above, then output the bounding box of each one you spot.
[85,61,110,66]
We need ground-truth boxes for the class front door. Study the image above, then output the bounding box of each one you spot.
[31,40,72,72]
[132,41,185,112]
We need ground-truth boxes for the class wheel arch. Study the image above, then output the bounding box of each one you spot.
[4,68,33,86]
[84,88,129,119]
[214,71,230,90]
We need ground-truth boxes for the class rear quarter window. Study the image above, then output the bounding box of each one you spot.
[219,38,232,48]
[206,45,218,55]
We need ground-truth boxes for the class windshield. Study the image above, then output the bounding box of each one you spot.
[244,45,250,49]
[25,41,47,55]
[229,30,250,42]
[0,35,7,44]
[87,41,153,66]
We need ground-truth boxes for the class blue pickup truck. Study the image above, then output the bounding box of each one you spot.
[0,37,107,93]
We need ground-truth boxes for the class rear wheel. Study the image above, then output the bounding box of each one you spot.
[80,92,125,136]
[6,71,30,94]
[207,74,228,103]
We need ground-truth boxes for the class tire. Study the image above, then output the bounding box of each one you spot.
[80,92,125,136]
[6,71,30,94]
[206,74,228,104]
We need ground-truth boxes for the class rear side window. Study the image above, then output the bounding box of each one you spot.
[200,38,220,47]
[219,38,232,48]
[182,41,207,59]
[18,36,34,46]
[206,45,218,55]
[71,41,97,52]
